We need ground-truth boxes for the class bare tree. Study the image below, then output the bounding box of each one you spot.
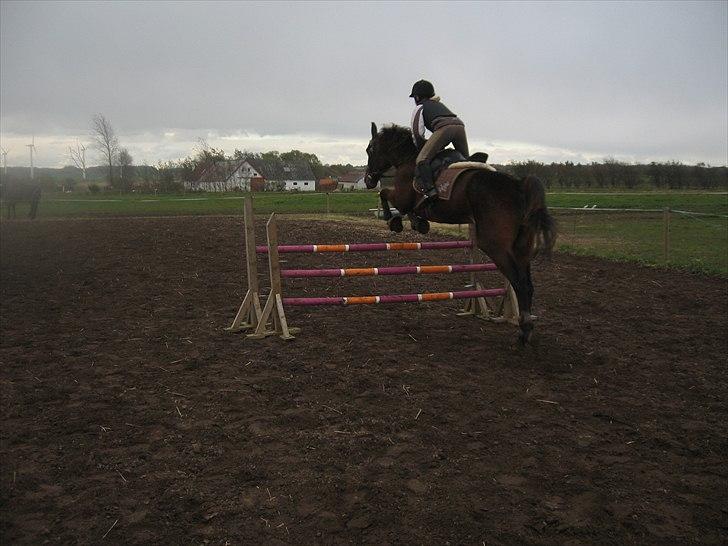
[118,148,133,177]
[91,114,119,187]
[68,140,87,180]
[118,148,134,190]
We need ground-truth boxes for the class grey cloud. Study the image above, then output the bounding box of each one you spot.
[1,0,726,166]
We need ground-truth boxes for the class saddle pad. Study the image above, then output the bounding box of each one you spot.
[448,161,497,172]
[432,168,469,200]
[413,163,497,201]
[436,163,497,199]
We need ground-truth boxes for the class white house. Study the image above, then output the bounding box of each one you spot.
[337,170,367,191]
[186,157,316,192]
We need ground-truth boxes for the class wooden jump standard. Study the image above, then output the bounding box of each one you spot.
[227,196,518,340]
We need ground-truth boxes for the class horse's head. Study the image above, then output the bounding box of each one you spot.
[364,122,417,188]
[364,122,388,189]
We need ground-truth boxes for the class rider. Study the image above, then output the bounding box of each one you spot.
[410,79,469,201]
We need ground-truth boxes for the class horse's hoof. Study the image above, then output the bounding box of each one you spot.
[518,323,534,346]
[388,216,403,233]
[409,217,430,234]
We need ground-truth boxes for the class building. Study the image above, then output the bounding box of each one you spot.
[317,177,338,192]
[186,157,316,192]
[337,170,367,191]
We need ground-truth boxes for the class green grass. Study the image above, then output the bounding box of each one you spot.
[2,190,726,276]
[552,211,727,277]
[0,191,380,218]
[547,191,727,214]
[2,189,726,218]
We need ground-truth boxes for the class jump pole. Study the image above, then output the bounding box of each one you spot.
[225,196,264,332]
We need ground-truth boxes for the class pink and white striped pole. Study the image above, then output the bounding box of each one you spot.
[256,240,472,254]
[281,263,497,278]
[283,288,506,306]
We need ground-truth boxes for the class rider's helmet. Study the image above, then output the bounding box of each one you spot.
[409,80,435,99]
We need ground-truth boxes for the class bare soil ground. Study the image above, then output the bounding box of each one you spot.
[1,216,726,545]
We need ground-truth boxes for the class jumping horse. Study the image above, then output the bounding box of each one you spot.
[364,123,556,344]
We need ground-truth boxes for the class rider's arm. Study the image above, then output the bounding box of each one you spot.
[410,105,427,148]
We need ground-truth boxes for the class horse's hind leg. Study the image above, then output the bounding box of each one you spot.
[29,198,39,220]
[474,224,534,344]
[500,254,535,344]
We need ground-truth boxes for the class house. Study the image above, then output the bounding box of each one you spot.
[337,170,367,191]
[185,157,316,192]
[247,158,316,192]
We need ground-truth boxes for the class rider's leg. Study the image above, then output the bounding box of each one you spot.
[415,128,452,200]
[451,125,470,158]
[415,161,437,199]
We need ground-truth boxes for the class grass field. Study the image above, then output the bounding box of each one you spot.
[2,189,726,217]
[2,190,726,276]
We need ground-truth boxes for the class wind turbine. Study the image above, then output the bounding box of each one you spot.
[26,136,36,179]
[0,147,8,174]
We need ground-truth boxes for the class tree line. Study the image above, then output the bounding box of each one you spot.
[1,111,725,192]
[498,159,727,190]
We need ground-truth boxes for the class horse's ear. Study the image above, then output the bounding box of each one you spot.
[371,122,377,139]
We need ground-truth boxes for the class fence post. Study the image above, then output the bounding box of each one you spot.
[326,192,330,216]
[226,196,263,332]
[663,207,671,263]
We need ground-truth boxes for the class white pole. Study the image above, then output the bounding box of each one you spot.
[82,146,86,180]
[27,136,35,179]
[28,145,34,179]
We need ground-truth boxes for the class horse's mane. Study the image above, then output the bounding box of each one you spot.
[378,124,417,159]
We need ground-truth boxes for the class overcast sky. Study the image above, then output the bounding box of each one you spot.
[1,0,726,168]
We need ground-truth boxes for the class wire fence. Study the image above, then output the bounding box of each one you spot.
[549,207,727,276]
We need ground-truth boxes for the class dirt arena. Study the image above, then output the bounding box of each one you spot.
[1,215,726,544]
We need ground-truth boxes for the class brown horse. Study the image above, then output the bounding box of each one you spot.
[364,122,556,344]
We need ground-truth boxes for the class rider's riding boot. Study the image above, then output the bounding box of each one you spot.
[415,161,437,201]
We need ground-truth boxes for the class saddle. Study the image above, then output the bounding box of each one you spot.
[415,150,496,201]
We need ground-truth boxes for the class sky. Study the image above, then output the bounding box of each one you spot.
[1,0,726,168]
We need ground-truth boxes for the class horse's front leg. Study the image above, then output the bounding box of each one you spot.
[379,189,393,220]
[407,213,430,234]
[379,188,404,233]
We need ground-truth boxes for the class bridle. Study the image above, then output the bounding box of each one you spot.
[365,137,416,187]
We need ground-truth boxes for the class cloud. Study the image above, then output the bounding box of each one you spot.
[1,1,726,167]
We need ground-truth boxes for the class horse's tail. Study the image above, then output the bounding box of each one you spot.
[520,175,557,258]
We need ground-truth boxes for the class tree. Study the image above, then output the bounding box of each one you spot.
[281,150,325,179]
[179,138,227,183]
[118,148,134,190]
[68,141,87,180]
[91,114,119,188]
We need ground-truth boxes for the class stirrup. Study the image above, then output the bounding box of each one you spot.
[414,192,437,210]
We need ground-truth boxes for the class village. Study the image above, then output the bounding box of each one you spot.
[185,156,369,193]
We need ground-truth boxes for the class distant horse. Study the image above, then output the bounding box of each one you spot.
[1,182,41,220]
[364,123,556,344]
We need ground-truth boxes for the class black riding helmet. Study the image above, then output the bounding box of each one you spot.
[409,79,435,98]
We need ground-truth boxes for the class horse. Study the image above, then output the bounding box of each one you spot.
[364,122,556,344]
[1,182,42,220]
